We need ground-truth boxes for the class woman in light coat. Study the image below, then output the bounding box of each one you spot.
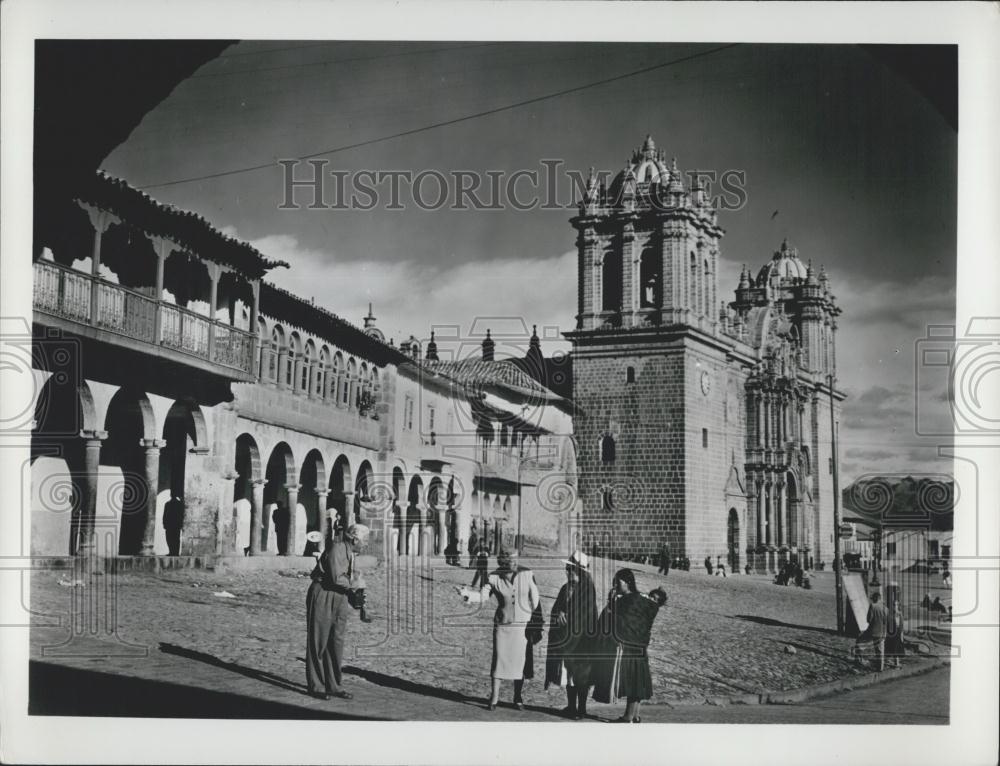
[459,549,540,710]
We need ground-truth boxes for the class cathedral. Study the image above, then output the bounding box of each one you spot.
[565,136,843,573]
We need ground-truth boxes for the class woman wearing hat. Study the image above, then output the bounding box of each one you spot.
[305,523,370,700]
[458,548,540,711]
[544,550,598,719]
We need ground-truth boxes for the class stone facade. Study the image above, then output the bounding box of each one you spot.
[29,174,575,563]
[566,136,844,572]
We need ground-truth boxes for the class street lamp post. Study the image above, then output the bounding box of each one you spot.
[829,373,845,635]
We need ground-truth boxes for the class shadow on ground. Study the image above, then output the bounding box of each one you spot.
[29,661,377,719]
[341,664,570,719]
[734,615,840,636]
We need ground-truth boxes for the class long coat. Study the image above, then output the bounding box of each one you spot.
[544,572,598,688]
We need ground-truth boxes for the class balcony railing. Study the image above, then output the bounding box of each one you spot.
[33,260,256,377]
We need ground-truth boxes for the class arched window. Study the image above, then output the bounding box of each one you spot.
[689,252,698,312]
[286,333,301,389]
[601,246,622,313]
[600,435,616,464]
[639,247,659,308]
[302,339,316,393]
[704,258,712,317]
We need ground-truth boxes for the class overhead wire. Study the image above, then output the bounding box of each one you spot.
[139,43,740,190]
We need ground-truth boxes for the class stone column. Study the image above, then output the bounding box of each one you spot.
[276,349,289,390]
[314,488,330,545]
[341,490,356,529]
[250,479,266,555]
[775,481,785,547]
[436,507,448,557]
[140,438,166,556]
[284,483,300,555]
[75,430,107,558]
[764,481,772,546]
[621,221,637,327]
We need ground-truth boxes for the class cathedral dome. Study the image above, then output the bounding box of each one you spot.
[608,135,671,199]
[756,238,808,284]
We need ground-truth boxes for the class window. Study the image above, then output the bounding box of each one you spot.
[404,396,414,430]
[602,486,614,512]
[828,457,834,475]
[886,542,897,558]
[600,435,616,464]
[427,405,435,433]
[702,428,709,448]
[626,366,635,384]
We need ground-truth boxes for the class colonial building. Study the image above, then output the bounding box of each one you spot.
[29,173,575,564]
[565,135,844,573]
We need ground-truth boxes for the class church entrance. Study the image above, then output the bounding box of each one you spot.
[727,508,740,573]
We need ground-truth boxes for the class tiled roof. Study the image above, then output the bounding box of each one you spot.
[260,282,410,367]
[76,172,288,279]
[422,358,564,402]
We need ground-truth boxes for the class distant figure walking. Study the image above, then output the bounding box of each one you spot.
[459,549,540,711]
[467,523,479,569]
[941,562,952,589]
[592,568,666,723]
[471,539,490,588]
[854,591,889,672]
[657,542,671,576]
[545,550,598,719]
[715,556,727,577]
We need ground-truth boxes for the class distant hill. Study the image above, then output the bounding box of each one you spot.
[842,475,953,531]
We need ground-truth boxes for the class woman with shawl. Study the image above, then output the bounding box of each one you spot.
[592,568,667,723]
[544,550,598,719]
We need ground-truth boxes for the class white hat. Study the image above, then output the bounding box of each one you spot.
[563,550,590,570]
[305,531,323,544]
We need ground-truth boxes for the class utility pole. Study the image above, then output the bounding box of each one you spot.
[829,373,844,635]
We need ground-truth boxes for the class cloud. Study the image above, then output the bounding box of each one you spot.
[239,227,953,486]
[241,230,577,356]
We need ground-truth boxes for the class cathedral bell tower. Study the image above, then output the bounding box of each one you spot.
[574,134,724,334]
[565,135,733,563]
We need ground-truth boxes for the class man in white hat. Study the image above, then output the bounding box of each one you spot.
[304,520,371,700]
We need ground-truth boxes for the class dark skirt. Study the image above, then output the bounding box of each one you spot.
[593,643,652,702]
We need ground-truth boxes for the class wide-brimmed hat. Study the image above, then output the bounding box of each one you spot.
[562,550,590,570]
[346,524,371,545]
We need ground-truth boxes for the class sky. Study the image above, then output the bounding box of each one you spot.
[101,42,957,486]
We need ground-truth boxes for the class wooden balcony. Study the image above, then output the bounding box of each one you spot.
[33,260,257,381]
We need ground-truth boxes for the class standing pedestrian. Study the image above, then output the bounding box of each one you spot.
[305,523,369,700]
[163,495,183,556]
[885,586,905,669]
[854,591,889,671]
[592,568,666,723]
[467,522,479,569]
[544,550,598,719]
[941,561,952,588]
[715,556,727,577]
[704,555,713,575]
[458,549,540,711]
[657,541,671,576]
[471,536,490,588]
